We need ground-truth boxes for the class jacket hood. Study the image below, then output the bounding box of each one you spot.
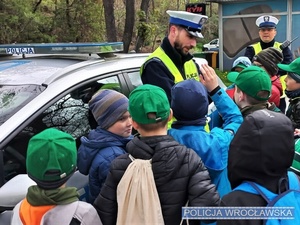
[77,128,132,175]
[228,109,294,192]
[271,76,283,95]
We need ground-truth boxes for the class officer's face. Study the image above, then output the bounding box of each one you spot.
[174,27,197,55]
[259,27,277,43]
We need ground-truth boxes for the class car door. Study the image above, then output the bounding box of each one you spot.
[210,39,219,50]
[0,69,142,186]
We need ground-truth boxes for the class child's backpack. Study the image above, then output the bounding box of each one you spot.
[116,154,165,225]
[234,171,300,225]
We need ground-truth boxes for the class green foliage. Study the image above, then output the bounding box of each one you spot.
[194,42,204,52]
[215,69,232,87]
[0,0,106,43]
[0,0,220,50]
[136,10,151,44]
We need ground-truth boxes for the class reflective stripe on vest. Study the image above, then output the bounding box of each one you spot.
[141,47,199,83]
[252,42,282,55]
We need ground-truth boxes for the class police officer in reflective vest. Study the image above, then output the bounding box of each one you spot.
[244,15,293,113]
[244,15,293,74]
[140,10,208,103]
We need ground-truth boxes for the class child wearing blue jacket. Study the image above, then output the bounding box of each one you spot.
[168,64,243,197]
[77,89,133,204]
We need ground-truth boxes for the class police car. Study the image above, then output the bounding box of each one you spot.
[0,42,212,221]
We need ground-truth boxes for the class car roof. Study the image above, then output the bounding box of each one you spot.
[0,52,208,87]
[0,53,151,86]
[0,42,148,85]
[0,57,86,85]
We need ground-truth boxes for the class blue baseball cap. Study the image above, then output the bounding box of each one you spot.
[231,56,251,71]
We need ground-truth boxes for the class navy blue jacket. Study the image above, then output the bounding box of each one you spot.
[77,128,132,203]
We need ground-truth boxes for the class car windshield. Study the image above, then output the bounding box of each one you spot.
[0,84,45,125]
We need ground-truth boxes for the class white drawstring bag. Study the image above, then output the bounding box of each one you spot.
[116,154,165,225]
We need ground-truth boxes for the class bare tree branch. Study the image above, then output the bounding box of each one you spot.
[33,0,43,13]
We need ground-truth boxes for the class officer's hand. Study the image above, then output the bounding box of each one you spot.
[200,64,219,92]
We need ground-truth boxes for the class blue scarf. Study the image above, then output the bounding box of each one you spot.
[285,89,300,99]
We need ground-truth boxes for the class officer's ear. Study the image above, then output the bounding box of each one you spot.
[169,25,177,36]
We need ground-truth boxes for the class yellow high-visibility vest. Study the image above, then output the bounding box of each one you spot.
[252,42,282,55]
[140,46,199,82]
[141,47,211,132]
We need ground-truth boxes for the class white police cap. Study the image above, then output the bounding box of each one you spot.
[166,10,208,38]
[256,15,279,28]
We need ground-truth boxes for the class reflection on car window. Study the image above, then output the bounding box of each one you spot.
[127,71,143,88]
[42,94,90,138]
[0,85,45,125]
[98,76,122,92]
[41,75,122,139]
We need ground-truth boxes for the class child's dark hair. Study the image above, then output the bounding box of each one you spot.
[135,112,168,131]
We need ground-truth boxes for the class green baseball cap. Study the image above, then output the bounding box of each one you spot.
[227,71,239,83]
[234,66,272,101]
[128,84,170,124]
[26,128,77,189]
[278,57,300,81]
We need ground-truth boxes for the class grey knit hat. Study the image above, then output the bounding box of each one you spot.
[253,47,283,76]
[89,89,129,129]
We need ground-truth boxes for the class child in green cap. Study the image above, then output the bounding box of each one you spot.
[278,57,300,178]
[94,84,220,225]
[278,57,300,129]
[10,128,102,225]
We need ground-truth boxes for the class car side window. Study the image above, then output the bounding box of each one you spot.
[211,39,217,45]
[127,71,143,88]
[3,75,123,182]
[30,75,122,139]
[97,76,123,92]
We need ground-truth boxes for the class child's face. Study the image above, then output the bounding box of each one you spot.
[107,111,132,137]
[285,75,300,91]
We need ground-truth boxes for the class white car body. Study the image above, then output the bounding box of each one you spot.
[0,42,222,224]
[203,38,219,51]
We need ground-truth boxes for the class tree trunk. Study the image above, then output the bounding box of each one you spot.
[103,0,117,42]
[140,0,150,13]
[65,0,72,28]
[135,0,150,52]
[122,0,135,53]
